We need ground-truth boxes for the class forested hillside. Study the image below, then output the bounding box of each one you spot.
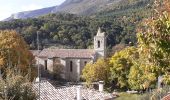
[0,0,154,49]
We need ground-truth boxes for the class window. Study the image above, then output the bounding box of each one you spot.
[44,60,47,70]
[70,61,73,72]
[98,40,100,48]
[84,61,87,65]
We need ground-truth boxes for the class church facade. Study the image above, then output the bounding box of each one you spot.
[32,28,106,81]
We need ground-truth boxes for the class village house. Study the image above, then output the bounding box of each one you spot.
[32,28,106,81]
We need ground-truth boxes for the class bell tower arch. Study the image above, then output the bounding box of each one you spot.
[94,28,106,59]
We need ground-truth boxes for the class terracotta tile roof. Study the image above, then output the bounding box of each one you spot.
[162,93,170,100]
[33,80,115,100]
[38,49,95,59]
[30,50,40,56]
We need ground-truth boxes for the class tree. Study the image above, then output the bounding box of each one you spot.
[109,47,137,88]
[0,68,37,100]
[0,0,152,49]
[128,62,157,90]
[52,63,64,79]
[122,0,170,90]
[109,46,157,90]
[137,0,170,83]
[82,58,110,84]
[0,30,35,79]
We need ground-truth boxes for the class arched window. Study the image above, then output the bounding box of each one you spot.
[70,61,73,72]
[98,40,100,48]
[84,61,87,65]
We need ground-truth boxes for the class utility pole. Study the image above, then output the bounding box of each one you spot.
[37,31,41,100]
[0,69,1,79]
[4,86,7,100]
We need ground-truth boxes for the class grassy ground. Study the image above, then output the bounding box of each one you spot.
[115,92,150,100]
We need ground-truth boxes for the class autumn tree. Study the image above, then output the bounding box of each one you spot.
[0,30,35,79]
[137,0,170,84]
[82,58,110,85]
[110,0,170,90]
[109,45,158,90]
[128,61,157,90]
[109,46,137,88]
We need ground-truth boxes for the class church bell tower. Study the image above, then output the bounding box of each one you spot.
[94,28,106,59]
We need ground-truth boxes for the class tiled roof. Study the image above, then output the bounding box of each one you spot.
[30,50,40,56]
[162,93,170,100]
[38,49,95,59]
[33,80,115,100]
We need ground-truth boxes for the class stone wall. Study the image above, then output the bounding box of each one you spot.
[65,58,92,81]
[36,57,93,81]
[94,36,106,58]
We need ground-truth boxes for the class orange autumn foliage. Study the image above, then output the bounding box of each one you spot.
[0,30,34,73]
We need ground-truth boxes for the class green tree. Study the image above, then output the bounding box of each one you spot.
[82,58,110,85]
[137,0,170,83]
[109,47,137,88]
[109,46,157,90]
[128,62,157,90]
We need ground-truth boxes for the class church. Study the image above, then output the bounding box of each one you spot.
[32,28,106,81]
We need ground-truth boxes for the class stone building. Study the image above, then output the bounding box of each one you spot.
[32,28,106,81]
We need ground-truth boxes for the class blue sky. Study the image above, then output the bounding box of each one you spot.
[0,0,65,20]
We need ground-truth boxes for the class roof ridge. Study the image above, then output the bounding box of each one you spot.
[37,48,95,58]
[44,48,94,50]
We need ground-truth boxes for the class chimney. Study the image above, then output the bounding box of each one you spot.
[77,85,82,100]
[158,76,163,89]
[35,77,40,82]
[99,81,104,92]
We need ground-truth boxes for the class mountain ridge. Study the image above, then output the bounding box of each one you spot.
[4,0,124,21]
[4,6,58,21]
[0,0,153,49]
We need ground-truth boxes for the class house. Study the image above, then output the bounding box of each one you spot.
[33,80,115,100]
[161,92,170,100]
[32,28,106,81]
